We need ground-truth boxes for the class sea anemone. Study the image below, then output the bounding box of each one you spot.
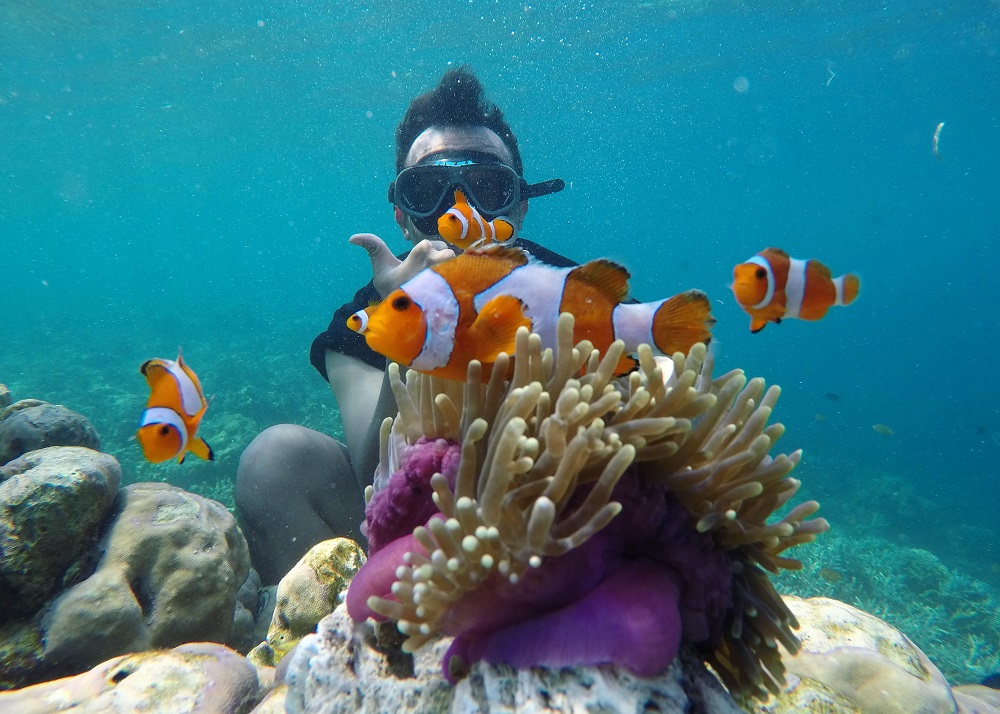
[346,314,828,700]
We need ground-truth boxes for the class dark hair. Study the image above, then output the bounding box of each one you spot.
[395,66,523,175]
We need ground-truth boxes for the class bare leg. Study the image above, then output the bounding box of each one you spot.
[235,424,366,585]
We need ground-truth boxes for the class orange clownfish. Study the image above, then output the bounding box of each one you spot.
[437,190,515,250]
[731,248,860,333]
[137,351,214,463]
[347,245,714,382]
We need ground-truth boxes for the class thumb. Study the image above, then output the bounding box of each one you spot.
[350,233,400,278]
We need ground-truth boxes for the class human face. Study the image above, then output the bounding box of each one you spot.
[395,126,526,245]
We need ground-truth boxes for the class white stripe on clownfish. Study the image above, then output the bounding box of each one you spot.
[783,257,809,320]
[746,255,775,309]
[832,275,848,306]
[161,358,203,417]
[612,299,668,351]
[472,260,573,350]
[402,267,460,372]
[471,208,489,242]
[139,406,189,454]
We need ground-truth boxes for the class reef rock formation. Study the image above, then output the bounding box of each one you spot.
[0,400,100,466]
[752,596,1000,714]
[40,482,254,672]
[249,537,367,668]
[0,446,121,621]
[284,603,745,714]
[0,642,262,714]
[0,477,258,689]
[347,315,829,700]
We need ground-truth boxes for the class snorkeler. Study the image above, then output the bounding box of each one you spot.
[235,67,572,584]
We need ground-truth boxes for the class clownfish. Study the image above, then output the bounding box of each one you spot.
[731,248,860,333]
[347,245,714,382]
[137,350,214,463]
[437,190,515,250]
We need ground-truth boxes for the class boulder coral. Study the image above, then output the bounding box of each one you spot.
[0,447,121,622]
[347,315,829,700]
[39,482,254,675]
[248,537,367,668]
[0,400,100,466]
[753,597,1000,714]
[0,642,261,714]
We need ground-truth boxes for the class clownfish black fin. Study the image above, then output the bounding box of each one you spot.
[190,438,214,461]
[612,354,639,376]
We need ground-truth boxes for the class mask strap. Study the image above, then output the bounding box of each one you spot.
[523,178,566,199]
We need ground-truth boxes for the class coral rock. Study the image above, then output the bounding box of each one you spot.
[249,684,289,714]
[283,604,745,714]
[751,596,1000,714]
[0,402,100,466]
[39,482,253,675]
[0,642,261,713]
[248,538,366,668]
[0,446,121,621]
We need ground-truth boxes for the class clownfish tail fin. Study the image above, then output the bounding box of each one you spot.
[190,437,214,461]
[836,274,860,306]
[650,289,716,355]
[493,217,514,242]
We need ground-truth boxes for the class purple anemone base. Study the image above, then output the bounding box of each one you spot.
[347,437,733,681]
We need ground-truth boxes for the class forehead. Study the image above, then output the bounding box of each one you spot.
[406,126,512,168]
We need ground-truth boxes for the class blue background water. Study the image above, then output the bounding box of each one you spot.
[3,0,999,681]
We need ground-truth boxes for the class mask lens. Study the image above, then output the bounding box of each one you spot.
[464,165,518,213]
[411,214,440,235]
[396,167,450,215]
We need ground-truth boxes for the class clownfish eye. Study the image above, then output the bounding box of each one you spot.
[392,295,411,311]
[755,268,767,280]
[159,425,171,436]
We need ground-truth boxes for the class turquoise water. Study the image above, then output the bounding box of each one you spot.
[3,0,999,684]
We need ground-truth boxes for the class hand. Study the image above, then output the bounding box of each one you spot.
[349,233,456,299]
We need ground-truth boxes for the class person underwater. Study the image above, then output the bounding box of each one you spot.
[437,189,514,249]
[731,247,860,333]
[347,245,714,382]
[137,350,214,463]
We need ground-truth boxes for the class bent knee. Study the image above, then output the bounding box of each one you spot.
[237,425,315,510]
[236,424,349,511]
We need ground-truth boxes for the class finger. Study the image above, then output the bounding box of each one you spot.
[409,239,455,267]
[350,233,400,277]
